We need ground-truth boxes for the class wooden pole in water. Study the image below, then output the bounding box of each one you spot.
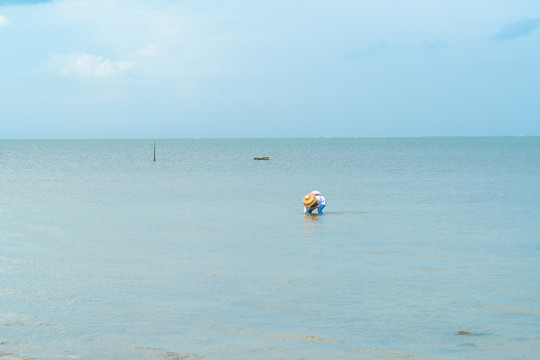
[154,140,156,162]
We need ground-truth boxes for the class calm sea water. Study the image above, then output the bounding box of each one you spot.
[1,137,539,360]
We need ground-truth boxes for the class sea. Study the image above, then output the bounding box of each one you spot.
[1,137,539,360]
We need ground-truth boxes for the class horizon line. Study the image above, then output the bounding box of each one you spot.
[1,135,538,141]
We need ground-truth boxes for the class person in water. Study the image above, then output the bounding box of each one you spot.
[303,191,326,214]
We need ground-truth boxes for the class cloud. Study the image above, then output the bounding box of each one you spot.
[0,14,9,26]
[51,52,134,79]
[490,17,540,41]
[140,44,158,57]
[0,0,52,5]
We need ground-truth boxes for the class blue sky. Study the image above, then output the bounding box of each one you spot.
[1,0,539,138]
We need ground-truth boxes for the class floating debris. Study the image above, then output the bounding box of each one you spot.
[253,157,270,160]
[457,330,484,336]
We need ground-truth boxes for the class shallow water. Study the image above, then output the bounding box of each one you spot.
[1,137,539,359]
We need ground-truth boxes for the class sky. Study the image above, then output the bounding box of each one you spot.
[1,0,539,138]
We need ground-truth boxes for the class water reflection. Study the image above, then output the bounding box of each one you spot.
[302,213,324,239]
[303,213,323,223]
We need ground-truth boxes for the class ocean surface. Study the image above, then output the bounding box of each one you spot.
[1,137,539,360]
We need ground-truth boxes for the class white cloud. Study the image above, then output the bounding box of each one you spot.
[0,14,11,27]
[140,44,158,57]
[52,52,134,79]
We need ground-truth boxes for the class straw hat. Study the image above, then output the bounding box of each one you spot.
[303,193,317,207]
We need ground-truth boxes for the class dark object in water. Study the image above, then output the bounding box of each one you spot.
[458,330,484,336]
[254,157,270,160]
